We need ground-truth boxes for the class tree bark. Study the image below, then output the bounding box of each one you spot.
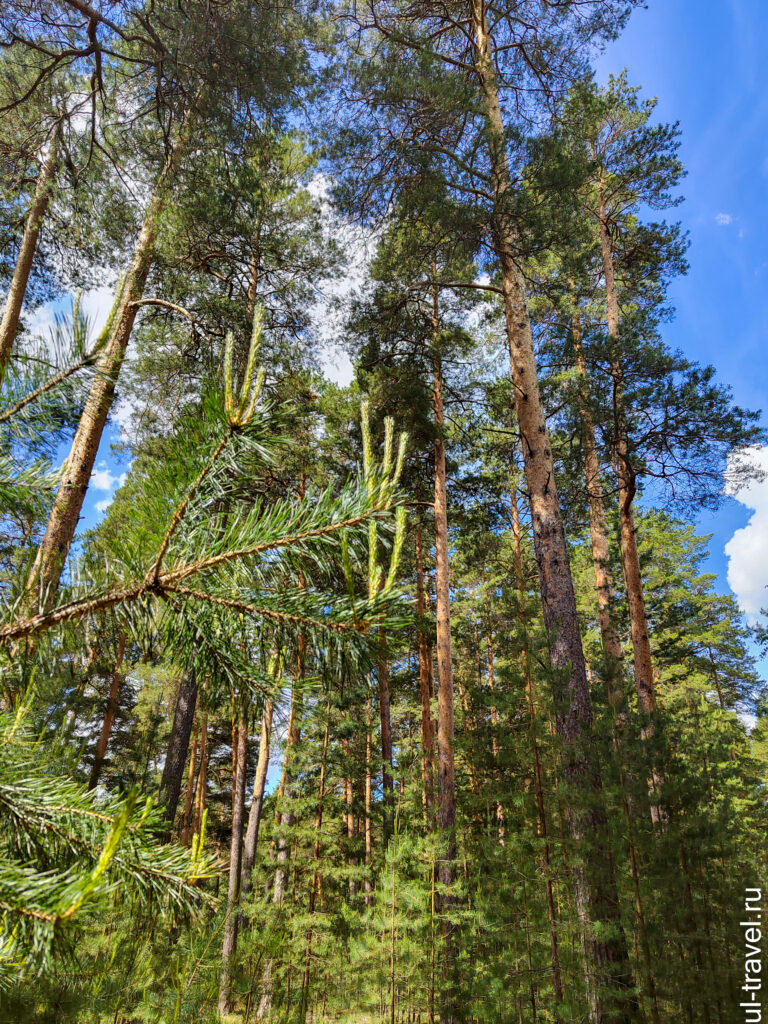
[431,299,457,1023]
[470,4,639,1018]
[87,632,126,790]
[180,718,199,846]
[258,682,303,1021]
[192,710,208,840]
[597,200,663,823]
[26,125,190,612]
[219,712,249,1016]
[484,625,505,839]
[241,699,274,894]
[570,308,660,1019]
[415,524,436,817]
[378,637,394,835]
[0,124,61,385]
[299,710,331,1023]
[598,205,656,725]
[364,697,374,902]
[510,488,563,1015]
[570,305,625,703]
[159,670,198,829]
[344,750,357,895]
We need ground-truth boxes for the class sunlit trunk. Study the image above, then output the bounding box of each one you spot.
[0,124,61,385]
[431,286,457,1024]
[87,632,126,790]
[27,124,191,611]
[415,524,436,816]
[597,200,663,824]
[219,712,249,1015]
[241,700,274,894]
[470,3,639,1017]
[510,488,563,1014]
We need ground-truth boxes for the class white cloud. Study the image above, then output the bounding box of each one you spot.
[320,349,354,387]
[95,498,113,514]
[724,445,768,620]
[308,173,378,389]
[24,306,53,338]
[23,280,116,360]
[81,284,116,336]
[90,462,117,491]
[715,212,733,225]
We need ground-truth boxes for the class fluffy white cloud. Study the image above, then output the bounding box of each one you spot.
[715,212,733,225]
[90,462,117,491]
[95,498,113,514]
[23,281,116,359]
[308,173,375,389]
[724,445,768,620]
[81,284,116,336]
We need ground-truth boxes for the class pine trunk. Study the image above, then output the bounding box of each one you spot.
[471,5,639,1018]
[159,670,198,831]
[364,697,374,902]
[219,713,249,1015]
[510,488,563,1013]
[570,306,625,701]
[26,127,189,611]
[415,524,436,816]
[597,202,663,821]
[180,719,199,846]
[432,313,457,1022]
[87,632,126,790]
[571,307,660,1019]
[378,637,394,834]
[192,710,208,840]
[241,699,274,894]
[0,125,61,384]
[258,683,302,1021]
[299,711,331,1023]
[484,627,506,840]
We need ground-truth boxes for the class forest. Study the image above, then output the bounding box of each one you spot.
[1,0,766,1021]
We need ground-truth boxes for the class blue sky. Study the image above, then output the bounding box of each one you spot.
[595,0,768,657]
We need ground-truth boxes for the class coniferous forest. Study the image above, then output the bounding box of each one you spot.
[1,1,767,1021]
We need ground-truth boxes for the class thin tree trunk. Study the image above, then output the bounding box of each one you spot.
[456,678,478,798]
[364,697,374,903]
[415,524,436,817]
[570,304,625,703]
[510,489,563,1014]
[241,699,274,894]
[571,308,660,1020]
[87,632,126,790]
[470,6,639,1017]
[231,714,240,818]
[258,681,303,1021]
[192,710,208,840]
[246,215,263,317]
[26,124,190,611]
[378,637,394,834]
[299,709,331,1023]
[484,624,505,839]
[0,124,61,384]
[180,718,199,846]
[159,669,198,830]
[431,288,457,1024]
[219,712,249,1016]
[64,641,99,743]
[521,879,537,1022]
[597,199,663,823]
[344,755,357,895]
